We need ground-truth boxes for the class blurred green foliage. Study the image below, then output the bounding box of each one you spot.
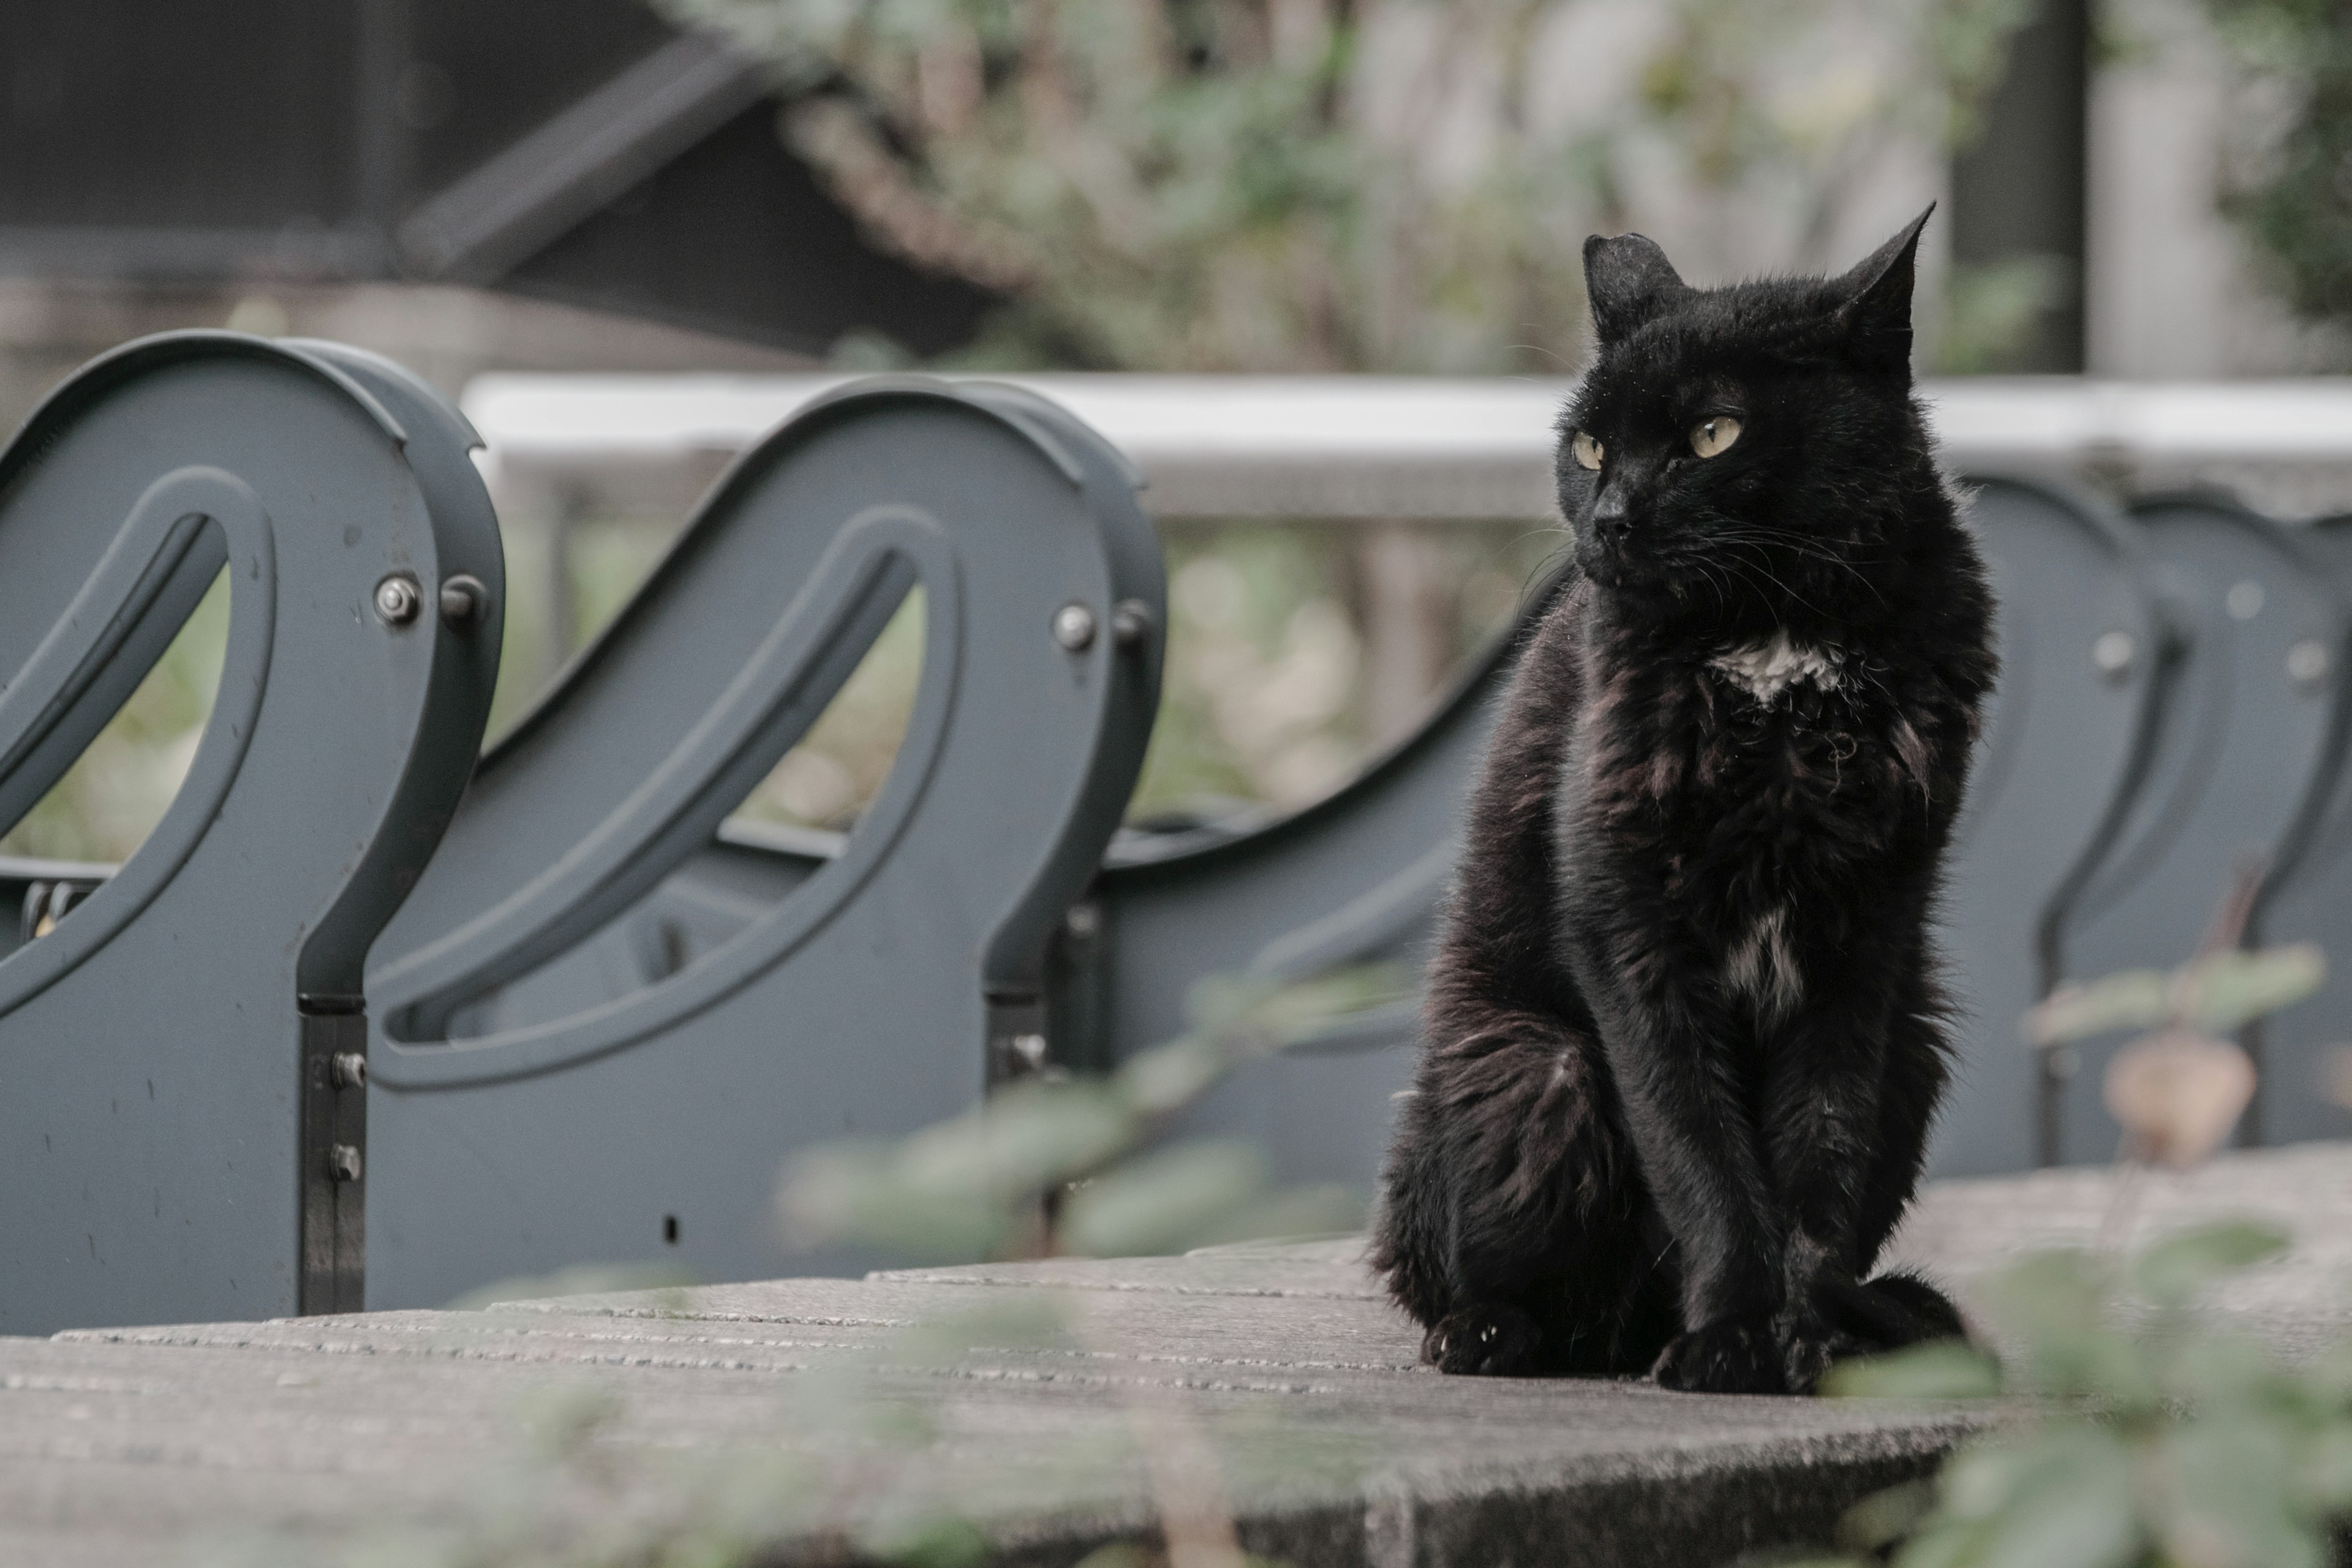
[2196,0,2352,335]
[654,0,2040,376]
[1937,255,2070,375]
[1796,921,2335,1568]
[779,964,1404,1262]
[1812,1219,2352,1568]
[0,568,227,863]
[3,0,2065,864]
[2026,943,2325,1047]
[442,1262,702,1311]
[734,587,925,832]
[1129,521,1564,820]
[476,518,932,834]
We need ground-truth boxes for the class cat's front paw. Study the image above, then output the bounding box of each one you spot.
[1650,1314,1788,1395]
[1424,1303,1541,1377]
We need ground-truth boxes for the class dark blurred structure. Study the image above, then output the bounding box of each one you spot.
[1951,0,2090,373]
[0,1,989,357]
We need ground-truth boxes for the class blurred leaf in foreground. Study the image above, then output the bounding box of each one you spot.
[1921,1425,2139,1568]
[778,964,1404,1265]
[445,1262,699,1311]
[1060,1141,1272,1259]
[1822,1340,2002,1401]
[778,1139,1023,1259]
[2022,944,2323,1049]
[2184,943,2324,1034]
[2024,970,2169,1046]
[897,1079,1136,1201]
[1820,1217,2349,1568]
[2130,1219,2289,1308]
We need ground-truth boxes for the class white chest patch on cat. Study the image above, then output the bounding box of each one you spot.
[1710,631,1843,704]
[1723,904,1803,1024]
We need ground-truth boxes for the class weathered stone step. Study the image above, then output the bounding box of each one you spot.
[8,1145,2347,1566]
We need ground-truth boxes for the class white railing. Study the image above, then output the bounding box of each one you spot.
[462,374,2352,522]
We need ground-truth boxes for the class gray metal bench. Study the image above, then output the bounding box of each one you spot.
[2231,509,2352,1147]
[17,336,2348,1332]
[358,377,1164,1308]
[0,333,504,1335]
[1930,478,2177,1175]
[2045,494,2352,1164]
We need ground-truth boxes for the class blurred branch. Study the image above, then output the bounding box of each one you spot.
[2196,0,2352,334]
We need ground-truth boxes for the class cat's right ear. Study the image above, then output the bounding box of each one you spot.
[1833,205,1933,369]
[1583,233,1688,343]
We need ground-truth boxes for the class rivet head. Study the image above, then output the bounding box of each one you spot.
[1110,598,1154,650]
[439,573,488,628]
[2092,630,2135,682]
[328,1144,363,1183]
[374,574,421,627]
[329,1052,368,1090]
[2288,638,2331,692]
[1052,602,1098,652]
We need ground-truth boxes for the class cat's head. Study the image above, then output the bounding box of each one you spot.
[1558,208,1940,626]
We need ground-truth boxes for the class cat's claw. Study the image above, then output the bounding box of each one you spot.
[1779,1320,1869,1395]
[1425,1303,1541,1377]
[1650,1316,1788,1395]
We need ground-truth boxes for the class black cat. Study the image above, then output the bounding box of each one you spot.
[1371,209,1996,1395]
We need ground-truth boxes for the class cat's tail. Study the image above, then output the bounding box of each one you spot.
[1823,1268,1969,1350]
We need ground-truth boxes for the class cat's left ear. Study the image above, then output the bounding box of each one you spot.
[1584,232,1689,343]
[1833,205,1933,369]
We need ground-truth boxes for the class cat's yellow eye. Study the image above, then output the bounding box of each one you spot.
[1570,430,1604,470]
[1691,417,1742,459]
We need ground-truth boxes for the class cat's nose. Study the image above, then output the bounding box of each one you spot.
[1591,496,1630,541]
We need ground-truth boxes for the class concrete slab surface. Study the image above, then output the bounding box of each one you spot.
[9,1145,2351,1567]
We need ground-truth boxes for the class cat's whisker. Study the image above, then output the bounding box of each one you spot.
[1730,550,1887,609]
[1705,533,1891,606]
[1654,548,1747,613]
[1694,560,1741,613]
[1518,545,1578,600]
[1712,552,1833,620]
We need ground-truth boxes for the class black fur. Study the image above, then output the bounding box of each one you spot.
[1371,210,1996,1395]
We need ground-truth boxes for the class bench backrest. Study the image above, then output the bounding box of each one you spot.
[0,334,503,1334]
[361,379,1165,1307]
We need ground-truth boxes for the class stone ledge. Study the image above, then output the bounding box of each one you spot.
[10,1145,2349,1566]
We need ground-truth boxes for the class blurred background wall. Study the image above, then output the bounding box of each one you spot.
[2,0,2345,860]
